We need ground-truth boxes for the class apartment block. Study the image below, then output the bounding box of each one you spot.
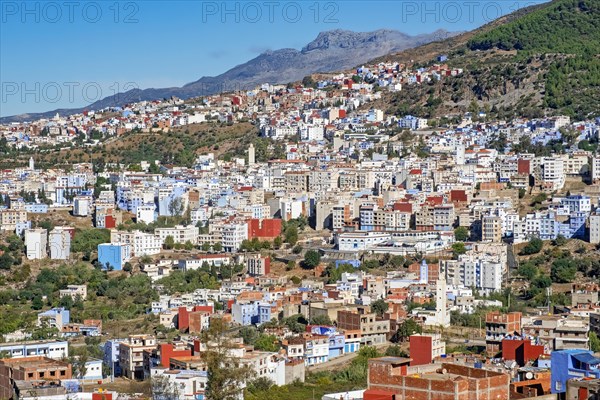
[485,311,522,355]
[25,228,47,260]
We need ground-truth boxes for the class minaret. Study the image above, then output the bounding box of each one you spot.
[248,143,256,165]
[456,144,465,165]
[29,157,35,170]
[419,259,428,284]
[435,276,450,327]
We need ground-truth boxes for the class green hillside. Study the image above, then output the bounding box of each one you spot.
[468,0,600,118]
[468,0,600,54]
[373,0,600,121]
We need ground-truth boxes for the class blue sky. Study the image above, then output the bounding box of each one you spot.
[0,0,547,117]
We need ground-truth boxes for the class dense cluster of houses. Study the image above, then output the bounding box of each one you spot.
[2,56,600,399]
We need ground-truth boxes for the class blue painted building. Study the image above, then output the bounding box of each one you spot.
[37,307,70,330]
[25,203,48,213]
[551,350,600,394]
[158,186,188,217]
[232,301,273,326]
[98,243,130,271]
[103,339,126,377]
[540,211,587,240]
[15,221,31,236]
[309,326,346,359]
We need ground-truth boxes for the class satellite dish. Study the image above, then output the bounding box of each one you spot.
[525,372,534,380]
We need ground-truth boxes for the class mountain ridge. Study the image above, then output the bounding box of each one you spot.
[1,29,459,124]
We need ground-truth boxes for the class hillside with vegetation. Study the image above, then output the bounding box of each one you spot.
[0,120,288,170]
[370,0,600,122]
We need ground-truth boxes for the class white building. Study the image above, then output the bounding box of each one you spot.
[25,228,47,260]
[590,156,600,183]
[111,230,162,257]
[59,285,87,300]
[279,198,303,221]
[136,204,156,224]
[151,369,208,400]
[73,196,92,217]
[539,157,565,191]
[336,231,389,251]
[221,222,248,253]
[49,227,71,260]
[0,340,69,360]
[590,213,600,245]
[299,125,324,141]
[155,225,199,245]
[441,253,504,295]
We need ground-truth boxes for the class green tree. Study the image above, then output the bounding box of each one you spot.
[454,227,469,242]
[284,226,298,246]
[71,228,111,254]
[0,253,14,270]
[451,242,467,259]
[302,250,321,269]
[164,235,175,250]
[553,235,568,246]
[168,197,184,217]
[200,318,254,400]
[521,238,543,255]
[385,345,408,357]
[254,334,280,352]
[123,262,133,273]
[239,326,259,346]
[311,314,332,326]
[273,236,283,249]
[530,193,547,206]
[518,263,538,280]
[32,295,44,310]
[389,255,406,269]
[551,258,577,283]
[392,319,422,342]
[213,242,223,252]
[371,299,389,317]
[590,332,600,352]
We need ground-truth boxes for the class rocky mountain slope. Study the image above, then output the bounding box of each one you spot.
[1,29,458,123]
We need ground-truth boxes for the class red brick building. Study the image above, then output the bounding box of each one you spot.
[247,218,282,239]
[0,356,72,399]
[409,334,446,366]
[502,338,545,367]
[158,343,192,368]
[178,305,213,332]
[518,159,531,175]
[367,358,510,400]
[485,311,522,356]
